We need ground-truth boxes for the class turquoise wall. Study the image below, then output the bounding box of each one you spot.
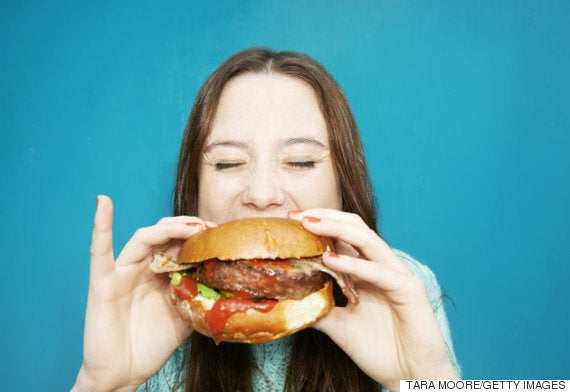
[1,1,569,390]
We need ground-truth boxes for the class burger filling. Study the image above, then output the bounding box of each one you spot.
[151,252,358,342]
[151,252,359,305]
[169,270,281,338]
[168,258,331,339]
[170,257,329,302]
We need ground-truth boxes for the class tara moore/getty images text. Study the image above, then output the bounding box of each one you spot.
[401,380,568,392]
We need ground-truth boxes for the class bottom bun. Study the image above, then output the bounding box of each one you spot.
[171,281,334,344]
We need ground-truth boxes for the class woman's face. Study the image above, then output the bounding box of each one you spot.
[198,72,342,223]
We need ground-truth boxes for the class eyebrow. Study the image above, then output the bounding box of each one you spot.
[203,136,328,153]
[280,137,327,149]
[203,140,249,153]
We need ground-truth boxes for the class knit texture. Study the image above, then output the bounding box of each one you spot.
[137,250,461,391]
[251,336,293,392]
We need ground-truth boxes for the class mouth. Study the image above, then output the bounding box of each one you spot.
[225,211,293,222]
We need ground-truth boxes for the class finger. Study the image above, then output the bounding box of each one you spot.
[288,208,364,226]
[322,251,406,292]
[300,215,410,274]
[333,239,360,258]
[290,209,381,256]
[155,216,218,228]
[156,216,201,225]
[115,222,207,266]
[90,195,115,280]
[312,305,349,337]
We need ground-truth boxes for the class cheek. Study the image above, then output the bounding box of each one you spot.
[197,172,244,219]
[314,177,342,209]
[314,163,342,209]
[284,167,342,210]
[197,171,222,219]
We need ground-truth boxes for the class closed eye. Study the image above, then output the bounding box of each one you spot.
[287,161,316,169]
[215,162,244,170]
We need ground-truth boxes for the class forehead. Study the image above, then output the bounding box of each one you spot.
[208,72,328,143]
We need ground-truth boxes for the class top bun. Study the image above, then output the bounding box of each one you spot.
[178,217,331,263]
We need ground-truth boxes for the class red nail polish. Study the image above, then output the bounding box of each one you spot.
[329,251,340,258]
[305,216,321,223]
[289,209,303,215]
[185,222,201,226]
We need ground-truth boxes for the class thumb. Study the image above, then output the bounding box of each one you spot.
[312,307,358,355]
[90,195,115,280]
[312,306,344,337]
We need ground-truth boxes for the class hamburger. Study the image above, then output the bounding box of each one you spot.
[151,217,358,344]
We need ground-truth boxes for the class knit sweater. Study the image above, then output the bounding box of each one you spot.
[137,250,461,391]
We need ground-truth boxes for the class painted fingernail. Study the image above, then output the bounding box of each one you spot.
[289,210,303,215]
[328,251,340,258]
[305,216,321,223]
[185,222,201,227]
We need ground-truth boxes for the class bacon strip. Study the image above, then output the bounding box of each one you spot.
[289,259,359,305]
[150,253,190,272]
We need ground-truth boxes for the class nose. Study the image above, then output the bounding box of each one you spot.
[241,168,285,211]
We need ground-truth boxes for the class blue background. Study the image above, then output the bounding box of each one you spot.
[1,1,569,390]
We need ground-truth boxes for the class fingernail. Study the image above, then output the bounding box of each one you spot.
[305,216,321,223]
[289,209,303,215]
[328,251,340,258]
[185,222,201,227]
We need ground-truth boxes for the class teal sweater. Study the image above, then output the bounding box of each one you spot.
[138,250,461,391]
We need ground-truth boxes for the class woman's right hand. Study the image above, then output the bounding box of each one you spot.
[72,195,213,392]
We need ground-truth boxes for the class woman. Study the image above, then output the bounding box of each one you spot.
[72,48,460,392]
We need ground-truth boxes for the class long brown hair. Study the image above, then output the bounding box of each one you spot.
[174,48,380,392]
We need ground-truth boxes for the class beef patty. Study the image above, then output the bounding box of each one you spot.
[192,258,329,300]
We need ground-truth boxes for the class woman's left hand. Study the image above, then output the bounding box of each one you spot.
[289,209,457,391]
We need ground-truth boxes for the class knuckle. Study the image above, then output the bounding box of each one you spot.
[132,227,148,241]
[89,244,98,257]
[156,217,171,225]
[406,274,427,294]
[348,212,365,225]
[90,241,110,258]
[341,212,358,223]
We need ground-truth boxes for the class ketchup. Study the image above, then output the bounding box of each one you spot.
[206,298,277,338]
[248,258,292,271]
[173,276,198,300]
[172,270,279,344]
[204,260,216,282]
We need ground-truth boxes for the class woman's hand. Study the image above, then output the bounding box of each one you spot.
[72,196,213,392]
[289,209,457,391]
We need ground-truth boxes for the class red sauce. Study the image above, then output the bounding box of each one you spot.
[173,276,198,300]
[248,258,292,271]
[204,260,216,282]
[231,290,256,299]
[206,298,277,338]
[172,265,281,344]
